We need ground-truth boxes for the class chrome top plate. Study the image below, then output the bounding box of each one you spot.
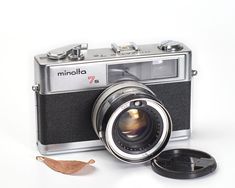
[35,42,191,66]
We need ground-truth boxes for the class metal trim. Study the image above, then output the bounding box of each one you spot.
[37,130,190,155]
[170,129,191,140]
[34,52,190,95]
[37,140,104,155]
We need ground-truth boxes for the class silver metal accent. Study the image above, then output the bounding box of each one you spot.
[171,129,191,140]
[32,84,39,92]
[47,44,79,60]
[134,101,141,106]
[129,42,139,51]
[35,42,191,95]
[192,69,198,76]
[68,44,88,61]
[47,63,107,93]
[47,43,88,60]
[104,98,172,163]
[111,42,139,53]
[36,129,190,155]
[111,43,120,53]
[37,140,104,155]
[158,40,184,52]
[37,42,191,63]
[35,54,188,95]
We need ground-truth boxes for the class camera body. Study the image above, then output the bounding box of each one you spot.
[33,41,194,156]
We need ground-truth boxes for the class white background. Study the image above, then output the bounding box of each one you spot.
[0,0,235,187]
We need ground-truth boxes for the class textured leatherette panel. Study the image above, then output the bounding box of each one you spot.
[37,81,191,145]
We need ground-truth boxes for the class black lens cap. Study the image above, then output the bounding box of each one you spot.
[151,149,217,179]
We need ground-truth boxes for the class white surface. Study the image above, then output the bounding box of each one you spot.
[0,0,235,187]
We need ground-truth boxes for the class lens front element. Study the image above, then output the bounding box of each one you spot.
[117,109,149,140]
[113,104,164,156]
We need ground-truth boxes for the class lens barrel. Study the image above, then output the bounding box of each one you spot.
[92,81,172,163]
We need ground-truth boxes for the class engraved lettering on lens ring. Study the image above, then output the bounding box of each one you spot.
[105,98,172,162]
[57,68,87,76]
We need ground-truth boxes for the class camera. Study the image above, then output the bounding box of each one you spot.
[33,41,196,163]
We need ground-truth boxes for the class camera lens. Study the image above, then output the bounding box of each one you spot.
[112,106,164,155]
[92,81,172,163]
[117,109,149,140]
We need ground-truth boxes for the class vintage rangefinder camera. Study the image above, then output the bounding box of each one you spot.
[33,41,197,163]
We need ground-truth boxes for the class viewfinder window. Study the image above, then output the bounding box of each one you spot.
[108,59,178,83]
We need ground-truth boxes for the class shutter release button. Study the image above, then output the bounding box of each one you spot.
[158,40,183,52]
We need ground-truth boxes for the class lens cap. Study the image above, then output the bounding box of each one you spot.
[151,149,217,179]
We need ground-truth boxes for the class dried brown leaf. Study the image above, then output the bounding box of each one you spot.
[36,156,95,175]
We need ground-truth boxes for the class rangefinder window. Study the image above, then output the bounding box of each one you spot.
[108,59,178,83]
